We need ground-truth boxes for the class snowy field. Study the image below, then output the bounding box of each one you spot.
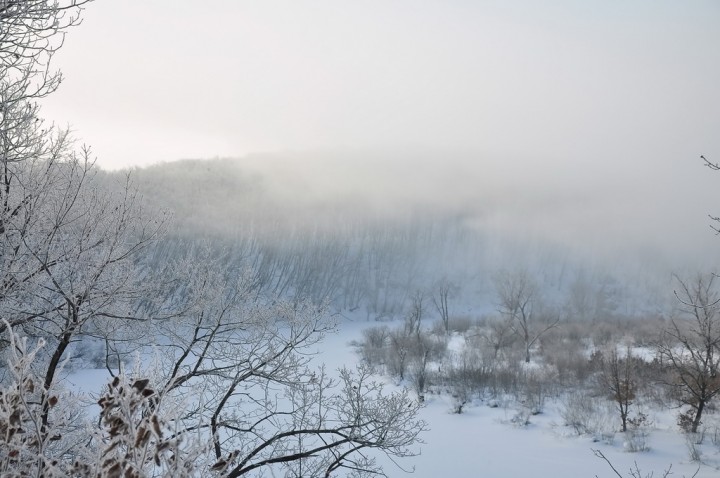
[64,314,719,478]
[318,317,718,478]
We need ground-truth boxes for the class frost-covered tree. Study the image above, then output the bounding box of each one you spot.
[0,0,168,451]
[143,258,428,476]
[657,274,720,433]
[0,2,427,476]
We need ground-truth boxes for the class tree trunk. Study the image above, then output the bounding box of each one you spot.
[692,400,705,433]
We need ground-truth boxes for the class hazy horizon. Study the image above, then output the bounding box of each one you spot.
[41,1,720,166]
[119,151,720,277]
[35,0,720,272]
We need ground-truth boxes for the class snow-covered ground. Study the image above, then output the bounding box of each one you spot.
[65,313,719,477]
[325,317,718,478]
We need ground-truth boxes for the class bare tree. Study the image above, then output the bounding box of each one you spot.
[404,290,425,337]
[432,278,452,335]
[479,316,516,360]
[494,270,559,363]
[0,0,176,455]
[657,274,720,433]
[2,245,429,477]
[599,348,637,433]
[110,275,431,476]
[0,2,429,476]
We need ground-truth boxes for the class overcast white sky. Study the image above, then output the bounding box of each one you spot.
[42,0,720,169]
[39,0,720,266]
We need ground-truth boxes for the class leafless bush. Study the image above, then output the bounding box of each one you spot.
[511,408,532,427]
[592,449,697,478]
[474,315,517,360]
[408,332,447,400]
[362,321,446,386]
[409,355,430,401]
[543,339,595,386]
[624,428,650,453]
[623,413,652,453]
[487,362,521,398]
[517,364,558,415]
[560,390,603,436]
[443,349,491,413]
[431,278,454,335]
[450,380,473,414]
[598,348,640,433]
[360,325,390,368]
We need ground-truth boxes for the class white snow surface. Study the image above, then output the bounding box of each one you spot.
[321,317,717,478]
[66,314,719,478]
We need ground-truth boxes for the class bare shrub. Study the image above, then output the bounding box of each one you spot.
[360,325,389,368]
[409,354,430,402]
[387,329,412,380]
[443,349,491,413]
[544,339,595,386]
[511,408,532,427]
[518,364,557,415]
[487,361,521,398]
[476,315,517,360]
[561,390,601,435]
[408,332,447,400]
[592,449,692,478]
[624,412,652,453]
[624,428,650,453]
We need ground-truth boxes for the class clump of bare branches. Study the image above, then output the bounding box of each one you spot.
[592,449,698,478]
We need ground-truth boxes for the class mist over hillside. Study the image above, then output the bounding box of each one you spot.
[124,152,719,254]
[100,152,720,319]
